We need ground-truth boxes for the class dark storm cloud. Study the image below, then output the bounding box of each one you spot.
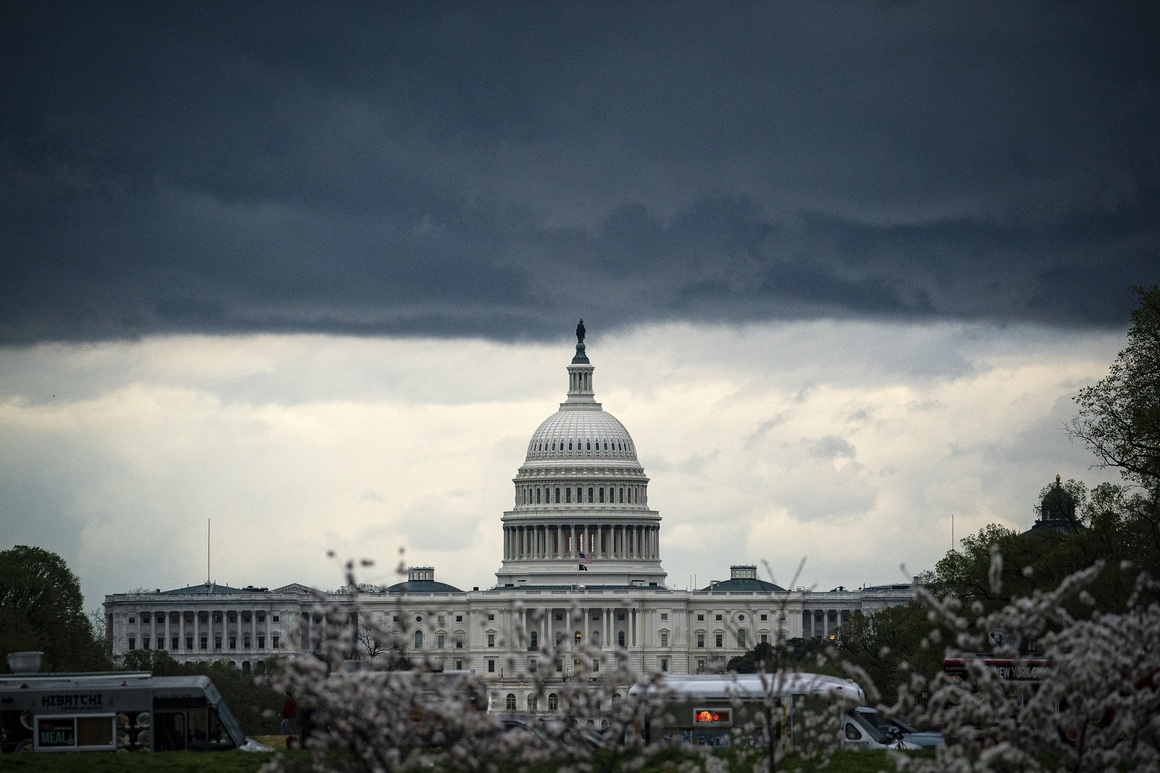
[3,2,1158,344]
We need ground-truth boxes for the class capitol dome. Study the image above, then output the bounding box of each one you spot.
[496,323,666,588]
[523,409,638,464]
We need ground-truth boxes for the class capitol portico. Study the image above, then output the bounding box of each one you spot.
[104,325,913,710]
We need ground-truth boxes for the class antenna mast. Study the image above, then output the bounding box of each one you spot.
[207,518,211,585]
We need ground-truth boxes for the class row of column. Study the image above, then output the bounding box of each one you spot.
[519,606,641,648]
[801,608,852,638]
[503,523,659,561]
[131,608,284,653]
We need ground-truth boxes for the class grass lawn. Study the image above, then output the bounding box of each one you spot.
[0,748,931,772]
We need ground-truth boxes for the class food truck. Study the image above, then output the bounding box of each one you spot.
[628,672,864,749]
[0,671,265,753]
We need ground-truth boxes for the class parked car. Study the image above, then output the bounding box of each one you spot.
[843,706,943,749]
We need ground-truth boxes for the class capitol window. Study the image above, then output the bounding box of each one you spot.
[588,487,593,503]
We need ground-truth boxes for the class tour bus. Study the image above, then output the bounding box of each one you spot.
[627,672,865,749]
[0,671,267,753]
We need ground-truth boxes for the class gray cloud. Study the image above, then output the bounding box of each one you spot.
[3,2,1158,344]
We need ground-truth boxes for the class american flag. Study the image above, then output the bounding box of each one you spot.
[578,552,593,564]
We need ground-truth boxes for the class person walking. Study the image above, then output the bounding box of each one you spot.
[279,691,298,736]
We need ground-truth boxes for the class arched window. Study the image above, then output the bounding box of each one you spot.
[618,631,626,647]
[527,695,537,711]
[619,488,624,503]
[737,629,747,648]
[592,630,601,645]
[414,630,423,649]
[548,693,559,711]
[599,488,604,503]
[586,440,591,451]
[576,487,582,502]
[588,487,594,503]
[565,488,572,503]
[506,693,516,711]
[536,489,541,504]
[568,440,573,451]
[604,441,609,451]
[530,631,539,651]
[555,488,560,503]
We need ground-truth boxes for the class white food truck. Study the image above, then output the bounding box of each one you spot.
[0,671,267,753]
[628,672,865,749]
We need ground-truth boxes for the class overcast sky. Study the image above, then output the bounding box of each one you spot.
[2,3,1158,613]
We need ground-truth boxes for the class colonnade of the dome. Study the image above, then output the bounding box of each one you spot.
[502,523,660,561]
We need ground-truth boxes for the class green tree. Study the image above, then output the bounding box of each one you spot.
[0,545,110,672]
[1071,286,1160,491]
[1070,286,1160,567]
[726,640,776,673]
[838,603,942,701]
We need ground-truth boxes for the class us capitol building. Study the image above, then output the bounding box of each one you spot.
[105,324,912,710]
